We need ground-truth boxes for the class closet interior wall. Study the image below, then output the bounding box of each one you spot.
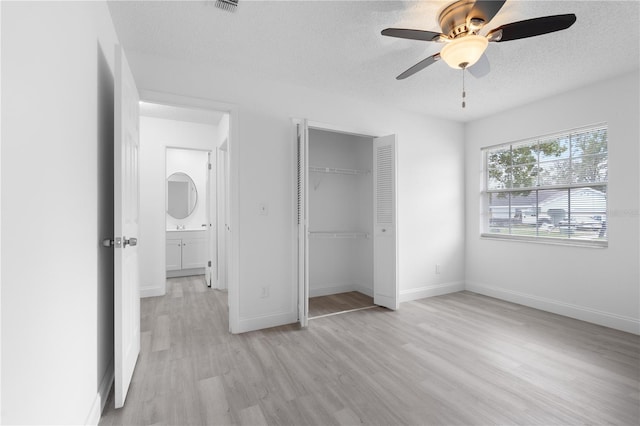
[308,128,374,298]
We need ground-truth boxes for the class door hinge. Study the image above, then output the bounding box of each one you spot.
[208,260,212,267]
[208,163,212,170]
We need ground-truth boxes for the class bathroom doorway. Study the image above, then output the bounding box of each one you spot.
[165,147,213,285]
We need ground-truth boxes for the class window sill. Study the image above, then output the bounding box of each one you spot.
[480,233,608,249]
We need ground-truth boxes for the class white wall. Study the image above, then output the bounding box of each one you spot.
[127,52,466,332]
[1,1,120,424]
[139,116,219,297]
[308,129,374,297]
[0,2,3,418]
[166,148,209,231]
[465,71,640,334]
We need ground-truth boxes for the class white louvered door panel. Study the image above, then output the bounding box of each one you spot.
[297,120,309,327]
[373,135,398,310]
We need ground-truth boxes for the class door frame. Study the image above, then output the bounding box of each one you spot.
[292,118,400,325]
[216,138,230,291]
[141,90,240,333]
[164,146,213,282]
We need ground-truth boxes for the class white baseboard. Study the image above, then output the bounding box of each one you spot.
[399,281,465,303]
[236,310,298,334]
[166,267,205,278]
[356,285,374,298]
[466,281,640,335]
[309,284,356,298]
[309,284,373,298]
[85,359,114,425]
[140,285,165,298]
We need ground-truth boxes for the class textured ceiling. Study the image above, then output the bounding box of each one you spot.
[108,0,640,122]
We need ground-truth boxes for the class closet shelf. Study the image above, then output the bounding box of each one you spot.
[309,166,370,175]
[309,231,370,239]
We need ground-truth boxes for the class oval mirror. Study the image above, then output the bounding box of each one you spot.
[167,172,198,219]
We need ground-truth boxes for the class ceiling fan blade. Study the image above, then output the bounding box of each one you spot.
[468,0,507,24]
[381,28,444,42]
[487,14,577,42]
[468,53,490,78]
[396,53,441,80]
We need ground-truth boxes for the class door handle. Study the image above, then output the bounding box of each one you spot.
[102,237,124,248]
[123,237,138,247]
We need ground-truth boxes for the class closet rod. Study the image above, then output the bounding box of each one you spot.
[309,166,370,175]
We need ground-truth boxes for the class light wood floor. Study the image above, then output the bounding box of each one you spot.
[100,277,640,425]
[309,291,374,318]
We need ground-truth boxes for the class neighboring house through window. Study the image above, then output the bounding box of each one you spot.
[482,124,608,246]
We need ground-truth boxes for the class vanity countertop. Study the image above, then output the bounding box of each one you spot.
[166,228,206,232]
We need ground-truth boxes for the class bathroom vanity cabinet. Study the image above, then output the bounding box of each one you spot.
[166,230,207,277]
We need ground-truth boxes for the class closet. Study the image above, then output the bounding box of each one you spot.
[297,121,398,325]
[308,129,374,304]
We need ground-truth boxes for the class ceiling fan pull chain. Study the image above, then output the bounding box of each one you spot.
[462,67,466,108]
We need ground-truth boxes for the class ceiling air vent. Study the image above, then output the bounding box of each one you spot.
[215,0,238,12]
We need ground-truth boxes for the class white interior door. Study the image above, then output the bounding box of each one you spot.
[216,142,229,290]
[205,152,214,287]
[114,45,140,409]
[223,147,230,290]
[373,134,398,310]
[296,120,309,327]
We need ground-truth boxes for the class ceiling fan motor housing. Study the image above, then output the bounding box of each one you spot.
[439,0,485,37]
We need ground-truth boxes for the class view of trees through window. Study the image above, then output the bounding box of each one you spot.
[483,125,608,243]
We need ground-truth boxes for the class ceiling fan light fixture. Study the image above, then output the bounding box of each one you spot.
[440,34,488,69]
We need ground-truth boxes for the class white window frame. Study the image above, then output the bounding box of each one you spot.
[481,123,608,248]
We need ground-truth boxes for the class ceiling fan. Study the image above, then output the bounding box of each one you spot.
[382,0,577,80]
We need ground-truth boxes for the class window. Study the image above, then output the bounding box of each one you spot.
[482,124,608,246]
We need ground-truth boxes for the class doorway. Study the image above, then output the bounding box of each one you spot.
[137,92,239,333]
[165,147,212,284]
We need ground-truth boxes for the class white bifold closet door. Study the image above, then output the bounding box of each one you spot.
[373,135,398,310]
[297,120,310,327]
[296,120,397,327]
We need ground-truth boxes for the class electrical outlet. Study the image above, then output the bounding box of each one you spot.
[260,286,269,298]
[435,264,441,275]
